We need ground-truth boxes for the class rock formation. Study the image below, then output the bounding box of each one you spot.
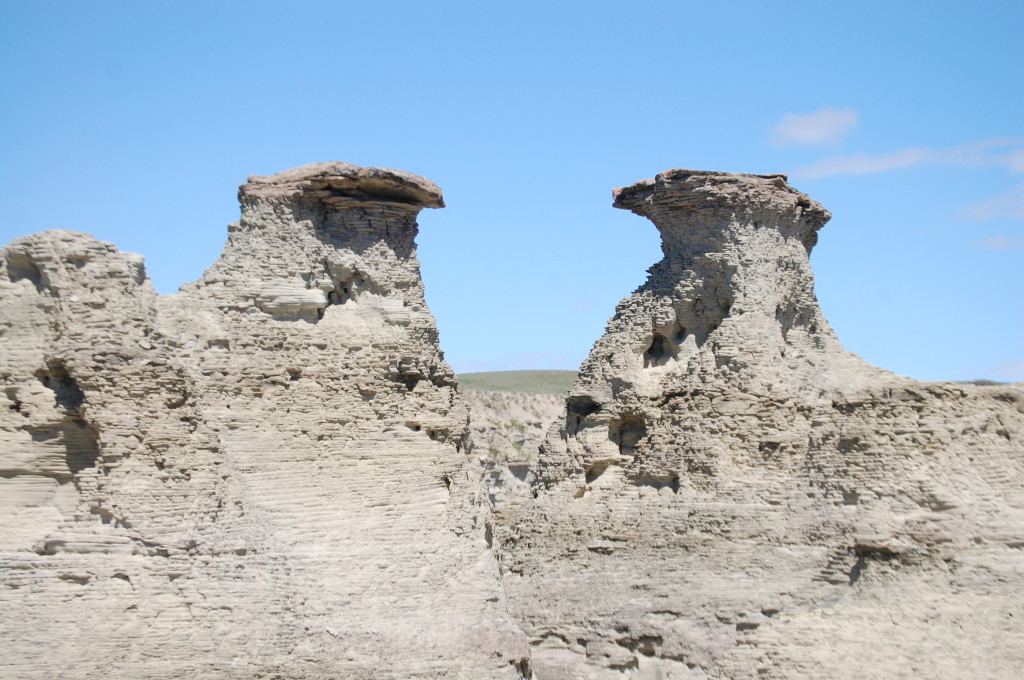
[3,163,1022,680]
[498,170,1024,679]
[0,163,528,679]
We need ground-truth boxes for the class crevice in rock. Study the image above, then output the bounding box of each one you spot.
[609,415,646,456]
[618,634,664,656]
[33,362,100,479]
[693,295,733,344]
[632,473,680,493]
[585,462,610,485]
[509,464,529,482]
[847,546,899,586]
[37,362,85,411]
[566,395,600,435]
[5,252,44,292]
[643,332,677,368]
[511,657,532,679]
[5,387,23,413]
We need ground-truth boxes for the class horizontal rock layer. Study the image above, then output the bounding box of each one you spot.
[498,169,1024,679]
[2,164,1022,680]
[0,164,528,679]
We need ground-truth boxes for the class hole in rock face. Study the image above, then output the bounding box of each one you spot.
[509,464,529,482]
[566,395,601,435]
[5,387,22,412]
[610,416,646,456]
[643,321,688,368]
[327,286,351,306]
[634,473,680,493]
[690,295,733,344]
[37,362,85,410]
[64,420,100,475]
[33,361,101,479]
[6,253,44,291]
[585,462,609,485]
[644,334,672,368]
[568,396,600,418]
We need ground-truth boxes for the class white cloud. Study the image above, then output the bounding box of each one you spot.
[1007,149,1024,173]
[969,235,1024,250]
[793,137,1024,180]
[961,182,1024,221]
[769,108,859,148]
[795,147,932,178]
[978,358,1024,383]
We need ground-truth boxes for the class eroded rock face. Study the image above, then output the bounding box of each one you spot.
[499,170,1024,679]
[3,164,1022,680]
[462,388,566,506]
[0,163,528,679]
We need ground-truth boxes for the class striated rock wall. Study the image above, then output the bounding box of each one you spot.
[499,170,1024,679]
[0,163,528,679]
[3,163,1022,680]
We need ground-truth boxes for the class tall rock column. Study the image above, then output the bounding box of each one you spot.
[535,170,880,488]
[0,163,529,679]
[500,170,1024,680]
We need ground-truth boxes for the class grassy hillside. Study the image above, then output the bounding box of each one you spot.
[458,370,578,395]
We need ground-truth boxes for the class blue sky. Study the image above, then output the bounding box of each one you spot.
[1,1,1021,381]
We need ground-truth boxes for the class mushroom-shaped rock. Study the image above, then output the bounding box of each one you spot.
[241,161,445,208]
[0,163,529,679]
[500,168,1024,680]
[184,162,446,323]
[613,169,829,255]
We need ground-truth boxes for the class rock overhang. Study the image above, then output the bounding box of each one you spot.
[613,168,831,230]
[240,161,445,209]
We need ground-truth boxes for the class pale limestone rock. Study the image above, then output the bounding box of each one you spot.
[499,169,1024,679]
[3,163,1022,680]
[0,163,528,679]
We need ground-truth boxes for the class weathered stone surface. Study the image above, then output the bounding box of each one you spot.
[3,163,1022,680]
[498,170,1024,679]
[462,388,565,506]
[0,164,528,679]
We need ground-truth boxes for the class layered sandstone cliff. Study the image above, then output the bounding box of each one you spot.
[3,164,1022,680]
[499,170,1024,679]
[0,163,528,679]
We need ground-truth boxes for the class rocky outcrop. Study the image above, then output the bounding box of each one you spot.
[3,163,1022,680]
[499,170,1024,679]
[0,163,528,679]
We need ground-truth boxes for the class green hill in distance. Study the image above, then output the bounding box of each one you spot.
[457,370,578,395]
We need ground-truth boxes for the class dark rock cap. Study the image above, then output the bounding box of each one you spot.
[240,161,444,208]
[613,168,830,228]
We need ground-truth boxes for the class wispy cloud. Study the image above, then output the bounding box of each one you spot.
[792,137,1024,180]
[769,108,859,148]
[795,147,931,177]
[970,235,1024,250]
[977,358,1024,382]
[962,182,1024,221]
